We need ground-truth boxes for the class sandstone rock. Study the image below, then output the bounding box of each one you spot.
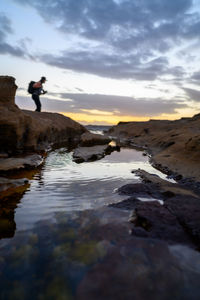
[107,115,200,182]
[0,76,17,104]
[0,76,87,155]
[0,154,43,172]
[80,132,111,147]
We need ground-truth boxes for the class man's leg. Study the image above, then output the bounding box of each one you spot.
[32,94,41,112]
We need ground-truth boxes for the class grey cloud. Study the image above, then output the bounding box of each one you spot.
[40,51,185,81]
[0,13,27,57]
[13,0,198,79]
[16,93,187,117]
[57,93,187,116]
[191,71,200,81]
[14,0,193,41]
[183,87,200,102]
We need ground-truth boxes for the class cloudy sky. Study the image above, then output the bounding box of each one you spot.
[1,0,200,125]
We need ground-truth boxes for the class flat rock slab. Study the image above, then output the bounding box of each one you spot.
[0,154,43,172]
[165,196,200,246]
[73,145,114,163]
[132,201,194,246]
[134,169,199,198]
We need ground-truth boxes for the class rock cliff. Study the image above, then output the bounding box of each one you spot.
[107,115,200,182]
[0,76,87,155]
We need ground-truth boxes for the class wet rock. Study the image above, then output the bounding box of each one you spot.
[132,201,194,246]
[0,154,43,173]
[73,145,115,163]
[165,196,200,247]
[109,197,140,210]
[117,182,162,199]
[133,169,199,199]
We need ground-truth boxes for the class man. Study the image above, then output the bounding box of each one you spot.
[32,76,47,112]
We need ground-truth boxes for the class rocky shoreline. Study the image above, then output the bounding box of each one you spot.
[106,115,200,188]
[105,118,200,251]
[1,75,200,250]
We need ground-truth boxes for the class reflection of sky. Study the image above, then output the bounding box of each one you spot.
[15,147,171,231]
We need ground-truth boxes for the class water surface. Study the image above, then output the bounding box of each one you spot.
[1,137,199,299]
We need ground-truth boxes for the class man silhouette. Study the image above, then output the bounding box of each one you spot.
[32,76,47,112]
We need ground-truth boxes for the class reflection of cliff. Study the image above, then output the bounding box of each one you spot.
[0,169,42,239]
[0,191,25,239]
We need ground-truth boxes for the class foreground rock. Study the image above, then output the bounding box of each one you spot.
[107,115,200,182]
[0,76,86,156]
[110,169,200,249]
[73,132,118,162]
[1,208,200,299]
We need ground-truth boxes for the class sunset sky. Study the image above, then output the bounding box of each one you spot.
[1,0,200,125]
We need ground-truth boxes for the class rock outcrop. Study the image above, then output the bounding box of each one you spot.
[110,169,200,249]
[79,132,111,147]
[107,116,200,182]
[0,76,87,155]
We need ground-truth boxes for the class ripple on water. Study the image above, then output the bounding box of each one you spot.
[12,147,170,231]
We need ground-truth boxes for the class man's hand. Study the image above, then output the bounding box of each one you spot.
[43,90,47,94]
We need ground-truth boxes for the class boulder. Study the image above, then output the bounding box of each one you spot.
[73,144,114,163]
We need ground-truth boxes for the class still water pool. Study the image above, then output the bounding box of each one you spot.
[2,140,198,300]
[14,146,167,231]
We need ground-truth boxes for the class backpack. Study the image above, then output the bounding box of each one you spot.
[28,81,36,94]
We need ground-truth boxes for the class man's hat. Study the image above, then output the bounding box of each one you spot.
[41,76,47,81]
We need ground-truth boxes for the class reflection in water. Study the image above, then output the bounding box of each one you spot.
[1,209,200,299]
[2,144,199,299]
[14,147,163,230]
[0,186,30,239]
